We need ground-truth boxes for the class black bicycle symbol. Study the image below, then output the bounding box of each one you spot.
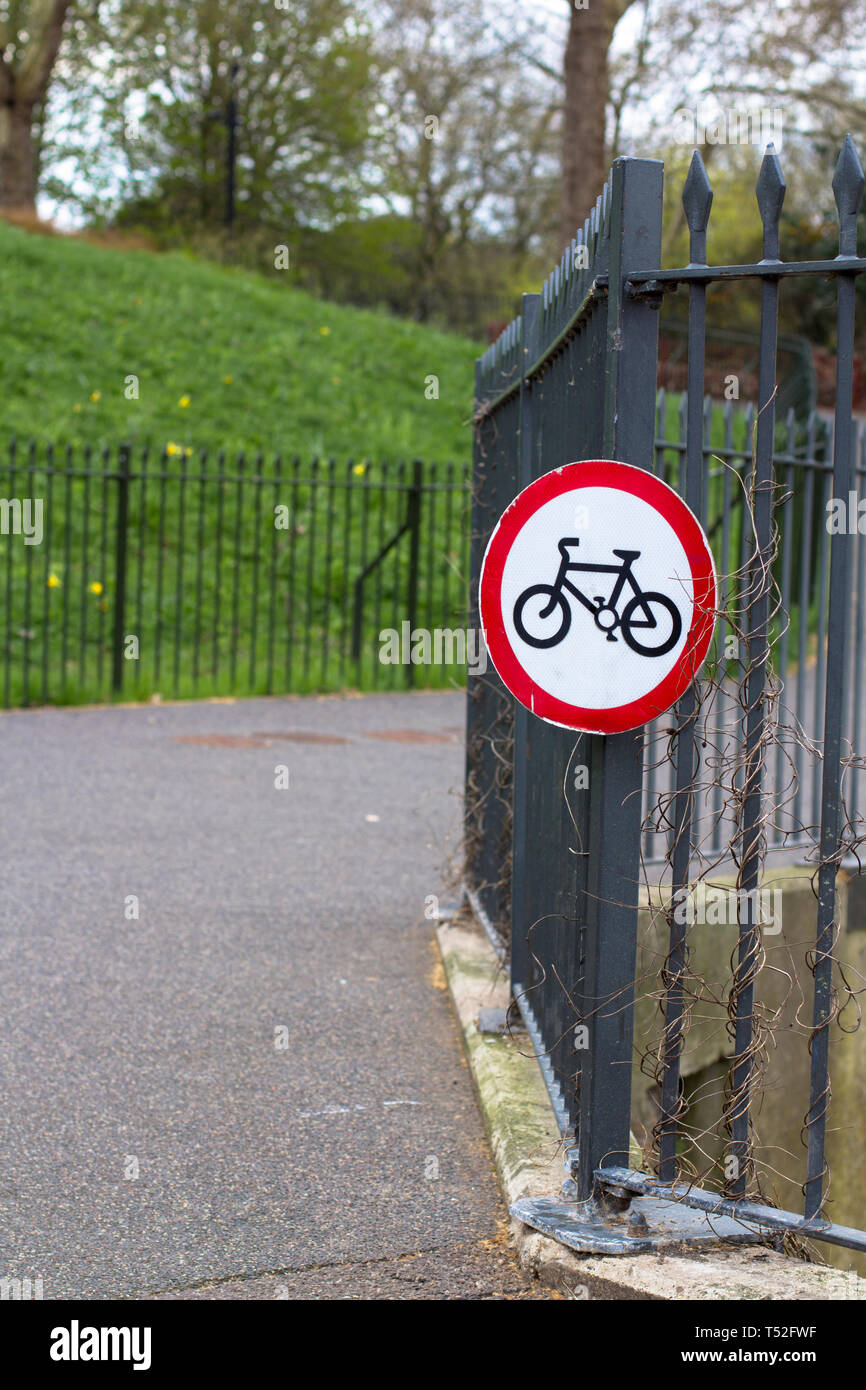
[513,538,682,657]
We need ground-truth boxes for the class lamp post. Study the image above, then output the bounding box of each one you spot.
[206,61,239,237]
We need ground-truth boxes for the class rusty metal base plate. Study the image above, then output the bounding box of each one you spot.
[511,1194,766,1255]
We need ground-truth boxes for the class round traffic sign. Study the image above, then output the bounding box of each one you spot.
[478,460,717,734]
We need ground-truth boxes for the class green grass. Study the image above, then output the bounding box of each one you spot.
[0,223,480,706]
[0,221,830,708]
[0,220,479,460]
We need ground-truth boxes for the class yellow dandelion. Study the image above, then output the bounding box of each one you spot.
[89,581,103,596]
[134,297,143,306]
[90,391,101,402]
[178,394,191,408]
[332,376,341,385]
[184,447,192,458]
[47,573,61,588]
[222,375,233,385]
[319,326,330,336]
[73,404,82,413]
[166,442,179,456]
[353,463,366,476]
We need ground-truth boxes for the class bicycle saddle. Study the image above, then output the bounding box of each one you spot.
[611,548,641,561]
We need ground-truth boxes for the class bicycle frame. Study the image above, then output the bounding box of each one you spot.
[547,541,647,620]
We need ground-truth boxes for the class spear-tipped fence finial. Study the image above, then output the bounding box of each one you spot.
[833,133,864,258]
[682,150,713,265]
[756,143,786,262]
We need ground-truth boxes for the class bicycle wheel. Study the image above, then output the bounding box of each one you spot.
[513,584,571,649]
[620,591,682,657]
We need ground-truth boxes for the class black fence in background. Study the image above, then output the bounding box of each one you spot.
[0,443,471,707]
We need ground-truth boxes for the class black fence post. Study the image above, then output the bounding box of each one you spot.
[405,459,423,687]
[111,443,131,695]
[465,327,522,950]
[510,292,541,1000]
[575,158,664,1201]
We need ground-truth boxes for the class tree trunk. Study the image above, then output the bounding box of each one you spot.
[0,102,38,211]
[0,0,74,212]
[559,0,622,251]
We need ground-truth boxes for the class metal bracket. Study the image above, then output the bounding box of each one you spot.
[625,277,672,307]
[511,1185,767,1256]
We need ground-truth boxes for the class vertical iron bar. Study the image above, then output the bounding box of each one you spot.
[112,443,131,694]
[339,459,353,685]
[22,440,35,705]
[321,457,335,687]
[304,458,318,685]
[805,136,864,1221]
[794,453,815,832]
[61,443,72,697]
[97,447,110,692]
[852,423,866,825]
[213,450,225,685]
[812,468,831,829]
[41,444,54,702]
[511,293,541,1009]
[230,452,244,690]
[355,462,369,686]
[136,446,148,673]
[658,151,712,1181]
[406,459,423,688]
[79,445,91,685]
[155,448,168,687]
[250,452,264,691]
[286,456,300,689]
[728,145,785,1198]
[577,157,664,1200]
[173,449,187,699]
[192,450,207,693]
[267,454,281,695]
[775,415,796,833]
[372,460,387,690]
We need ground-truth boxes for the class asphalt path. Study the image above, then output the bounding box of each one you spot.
[0,690,550,1300]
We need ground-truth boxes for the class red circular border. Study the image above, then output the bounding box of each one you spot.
[479,460,717,734]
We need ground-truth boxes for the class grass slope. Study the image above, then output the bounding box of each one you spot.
[0,221,478,461]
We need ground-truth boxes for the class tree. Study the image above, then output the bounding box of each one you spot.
[0,0,73,210]
[47,0,375,234]
[559,0,640,248]
[369,0,559,323]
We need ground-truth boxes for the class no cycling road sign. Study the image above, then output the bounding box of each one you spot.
[479,460,717,735]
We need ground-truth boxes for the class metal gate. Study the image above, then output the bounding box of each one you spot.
[465,139,866,1256]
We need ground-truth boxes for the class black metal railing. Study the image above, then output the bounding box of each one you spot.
[465,139,866,1255]
[0,443,471,706]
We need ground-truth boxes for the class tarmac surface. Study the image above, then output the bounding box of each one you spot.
[0,690,551,1300]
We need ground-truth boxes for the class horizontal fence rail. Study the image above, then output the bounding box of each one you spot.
[0,444,471,707]
[466,139,866,1260]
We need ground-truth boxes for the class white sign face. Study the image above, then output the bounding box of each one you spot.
[479,460,717,734]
